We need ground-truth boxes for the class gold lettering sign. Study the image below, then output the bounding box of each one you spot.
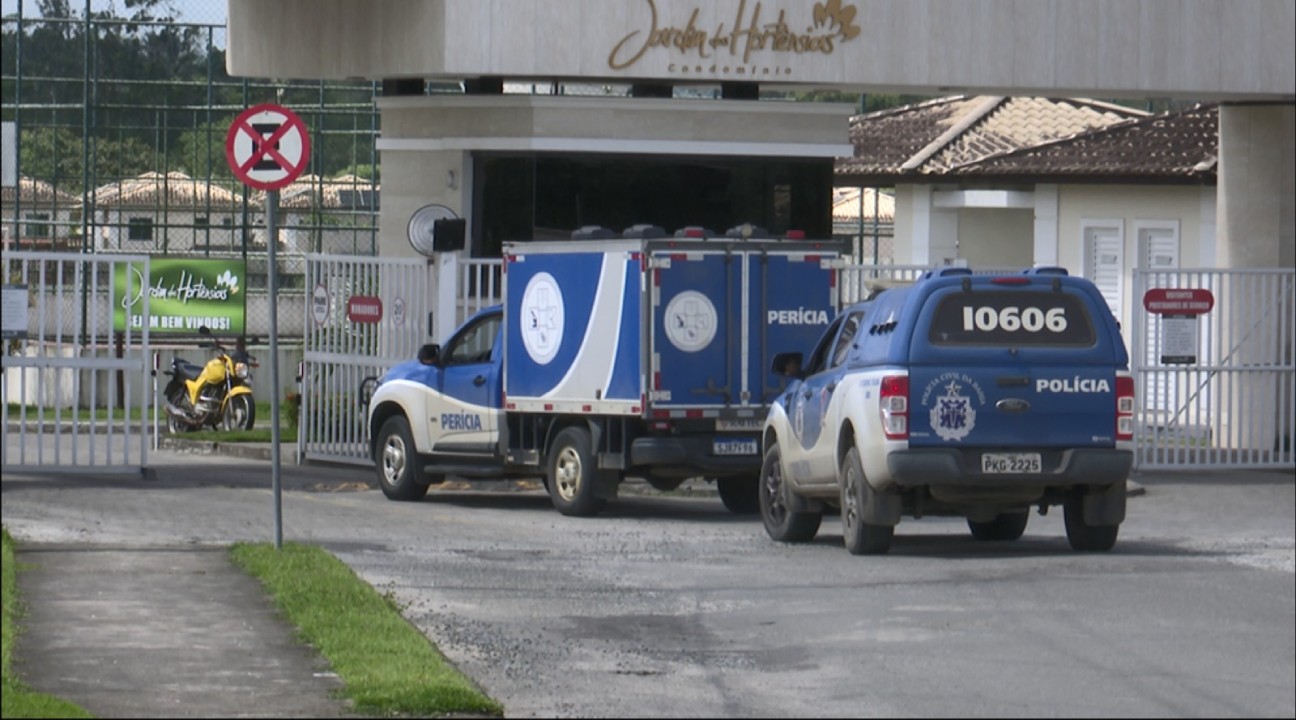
[608,0,861,73]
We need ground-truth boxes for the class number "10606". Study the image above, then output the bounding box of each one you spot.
[962,306,1068,333]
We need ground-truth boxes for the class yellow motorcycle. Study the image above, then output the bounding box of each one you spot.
[162,326,258,433]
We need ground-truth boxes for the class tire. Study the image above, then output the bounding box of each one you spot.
[547,426,607,517]
[166,390,192,434]
[375,416,430,502]
[967,512,1029,542]
[717,476,760,515]
[840,447,894,555]
[222,394,256,432]
[1064,498,1119,552]
[758,442,821,543]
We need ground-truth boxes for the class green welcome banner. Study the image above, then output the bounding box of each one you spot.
[114,257,247,335]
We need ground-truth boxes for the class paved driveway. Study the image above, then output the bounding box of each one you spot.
[3,450,1293,718]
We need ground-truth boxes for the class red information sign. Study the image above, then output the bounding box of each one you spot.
[225,104,311,191]
[347,295,383,324]
[1143,288,1214,315]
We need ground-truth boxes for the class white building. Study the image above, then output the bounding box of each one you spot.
[837,97,1220,340]
[1,177,78,250]
[89,171,244,254]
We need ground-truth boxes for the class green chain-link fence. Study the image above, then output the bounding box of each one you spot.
[2,0,381,340]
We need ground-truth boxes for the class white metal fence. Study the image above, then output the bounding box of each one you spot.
[836,262,1022,306]
[8,251,1287,475]
[459,257,503,322]
[2,251,152,474]
[298,254,431,465]
[1132,268,1295,469]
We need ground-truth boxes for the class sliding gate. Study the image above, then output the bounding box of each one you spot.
[2,251,151,474]
[299,254,430,465]
[1132,267,1294,469]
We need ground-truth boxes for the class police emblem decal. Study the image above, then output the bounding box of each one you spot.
[520,272,564,364]
[928,379,978,441]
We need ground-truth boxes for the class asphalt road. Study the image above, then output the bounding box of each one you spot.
[2,447,1293,718]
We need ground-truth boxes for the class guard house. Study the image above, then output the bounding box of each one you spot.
[227,0,1293,276]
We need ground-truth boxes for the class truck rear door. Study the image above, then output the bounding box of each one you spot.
[905,280,1125,462]
[648,245,838,413]
[649,248,743,410]
[748,249,838,405]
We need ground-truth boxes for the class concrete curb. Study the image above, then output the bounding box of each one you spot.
[160,437,295,462]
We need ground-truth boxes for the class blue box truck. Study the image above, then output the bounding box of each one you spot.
[365,230,846,516]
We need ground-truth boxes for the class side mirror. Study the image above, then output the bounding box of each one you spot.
[771,351,805,379]
[417,343,440,366]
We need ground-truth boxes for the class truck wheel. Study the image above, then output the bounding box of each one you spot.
[758,442,821,543]
[967,512,1029,541]
[1064,498,1119,552]
[376,416,430,502]
[717,476,759,515]
[547,426,607,517]
[840,447,894,555]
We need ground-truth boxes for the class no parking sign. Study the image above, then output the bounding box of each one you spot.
[225,104,311,190]
[225,103,311,549]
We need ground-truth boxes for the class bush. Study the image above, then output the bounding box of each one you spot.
[283,392,302,434]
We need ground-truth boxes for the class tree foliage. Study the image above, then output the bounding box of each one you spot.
[2,0,378,193]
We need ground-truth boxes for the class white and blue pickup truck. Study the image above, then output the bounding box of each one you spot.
[365,229,846,516]
[759,267,1135,554]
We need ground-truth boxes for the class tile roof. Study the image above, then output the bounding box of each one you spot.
[91,171,241,208]
[836,95,1158,182]
[832,187,894,223]
[1,177,77,206]
[950,103,1219,180]
[274,174,379,210]
[927,97,1148,172]
[838,96,985,176]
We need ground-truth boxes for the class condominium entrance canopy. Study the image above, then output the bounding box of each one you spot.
[229,0,1294,101]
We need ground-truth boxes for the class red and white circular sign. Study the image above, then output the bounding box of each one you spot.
[225,104,311,191]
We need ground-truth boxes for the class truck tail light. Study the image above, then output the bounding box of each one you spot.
[879,375,909,440]
[1115,374,1135,442]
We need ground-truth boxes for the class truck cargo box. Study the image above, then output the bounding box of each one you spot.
[503,238,843,418]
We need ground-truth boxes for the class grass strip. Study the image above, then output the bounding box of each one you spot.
[1,527,95,719]
[4,401,276,426]
[229,542,502,718]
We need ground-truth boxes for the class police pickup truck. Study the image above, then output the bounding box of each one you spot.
[365,226,845,517]
[759,267,1134,554]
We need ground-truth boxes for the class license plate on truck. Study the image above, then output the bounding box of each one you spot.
[713,438,759,456]
[981,453,1042,474]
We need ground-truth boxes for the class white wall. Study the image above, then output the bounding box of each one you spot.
[1218,104,1296,269]
[957,208,1033,269]
[1057,183,1211,347]
[94,209,240,253]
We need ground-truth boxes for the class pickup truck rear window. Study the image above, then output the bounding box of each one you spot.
[927,290,1096,347]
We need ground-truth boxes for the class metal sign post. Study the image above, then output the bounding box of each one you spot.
[266,191,284,549]
[226,104,311,550]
